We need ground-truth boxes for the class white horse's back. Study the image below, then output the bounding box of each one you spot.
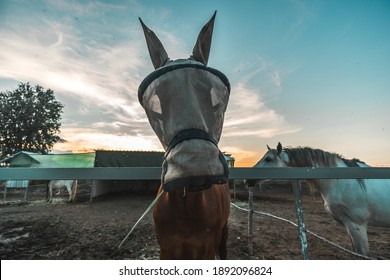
[351,161,390,227]
[364,179,390,227]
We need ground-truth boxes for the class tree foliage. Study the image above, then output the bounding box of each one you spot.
[0,83,64,159]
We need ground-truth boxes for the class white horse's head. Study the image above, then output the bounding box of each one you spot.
[138,12,230,192]
[254,142,289,168]
[245,142,289,187]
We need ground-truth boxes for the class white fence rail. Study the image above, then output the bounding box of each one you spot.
[1,167,390,180]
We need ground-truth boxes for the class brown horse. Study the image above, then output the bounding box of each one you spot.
[138,12,231,259]
[153,185,230,259]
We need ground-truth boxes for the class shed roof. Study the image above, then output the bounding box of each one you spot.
[0,151,95,167]
[1,150,234,168]
[94,150,164,167]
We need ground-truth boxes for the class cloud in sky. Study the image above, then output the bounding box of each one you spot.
[54,127,160,152]
[224,82,300,138]
[0,0,157,151]
[220,60,301,165]
[0,0,298,165]
[222,55,301,147]
[3,0,388,167]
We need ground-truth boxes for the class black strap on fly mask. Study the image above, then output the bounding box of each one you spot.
[162,128,229,192]
[164,128,217,156]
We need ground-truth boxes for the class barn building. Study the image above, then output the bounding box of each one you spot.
[91,150,164,198]
[91,150,235,198]
[0,151,95,200]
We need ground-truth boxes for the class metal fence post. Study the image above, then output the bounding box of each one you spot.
[292,179,309,259]
[233,180,236,201]
[247,185,254,256]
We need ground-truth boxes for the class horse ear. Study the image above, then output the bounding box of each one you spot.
[267,145,271,151]
[139,18,169,69]
[191,11,216,65]
[277,142,283,154]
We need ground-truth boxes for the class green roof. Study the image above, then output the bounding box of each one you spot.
[1,152,95,168]
[33,153,96,167]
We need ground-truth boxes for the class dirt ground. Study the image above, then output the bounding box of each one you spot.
[1,181,389,260]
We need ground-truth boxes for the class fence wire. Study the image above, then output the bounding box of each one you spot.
[230,202,380,260]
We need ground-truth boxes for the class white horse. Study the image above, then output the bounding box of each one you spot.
[251,142,390,257]
[47,180,78,203]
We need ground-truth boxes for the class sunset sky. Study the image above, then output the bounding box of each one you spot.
[1,0,389,166]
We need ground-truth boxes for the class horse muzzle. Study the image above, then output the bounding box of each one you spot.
[161,129,229,192]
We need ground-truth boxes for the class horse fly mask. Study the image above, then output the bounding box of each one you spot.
[138,12,230,192]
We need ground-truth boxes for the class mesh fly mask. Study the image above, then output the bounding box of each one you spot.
[138,13,230,192]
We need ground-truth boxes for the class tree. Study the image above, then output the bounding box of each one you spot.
[0,82,64,159]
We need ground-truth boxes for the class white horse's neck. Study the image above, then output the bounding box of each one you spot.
[300,158,350,199]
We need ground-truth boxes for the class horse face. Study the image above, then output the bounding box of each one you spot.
[245,145,288,187]
[255,143,289,168]
[138,12,230,192]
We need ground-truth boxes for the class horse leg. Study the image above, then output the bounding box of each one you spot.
[217,222,229,260]
[71,180,78,202]
[345,222,369,257]
[46,184,49,202]
[47,186,53,203]
[66,185,72,202]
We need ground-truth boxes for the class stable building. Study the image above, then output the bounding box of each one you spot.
[0,151,95,200]
[91,150,165,198]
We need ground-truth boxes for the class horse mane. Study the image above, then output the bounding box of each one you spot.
[282,146,366,168]
[343,158,366,167]
[282,146,366,189]
[283,146,338,167]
